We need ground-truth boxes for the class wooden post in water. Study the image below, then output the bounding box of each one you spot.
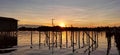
[48,31,51,50]
[60,31,62,49]
[86,32,89,46]
[88,32,91,55]
[39,31,41,49]
[44,32,47,46]
[93,32,95,50]
[52,31,54,47]
[82,31,85,48]
[95,32,97,49]
[75,31,77,45]
[52,31,54,54]
[71,31,73,47]
[66,31,68,48]
[59,32,61,48]
[93,32,96,50]
[30,31,33,48]
[47,31,49,46]
[78,31,80,49]
[72,31,75,53]
[97,32,99,48]
[92,31,94,51]
[55,32,57,47]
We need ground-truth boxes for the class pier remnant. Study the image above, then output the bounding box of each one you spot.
[0,17,18,49]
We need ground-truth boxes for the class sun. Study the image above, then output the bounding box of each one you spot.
[59,22,65,27]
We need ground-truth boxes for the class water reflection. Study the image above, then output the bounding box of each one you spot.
[106,28,120,55]
[16,30,120,55]
[106,31,113,55]
[114,29,120,55]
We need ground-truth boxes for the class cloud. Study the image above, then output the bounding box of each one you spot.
[0,0,120,26]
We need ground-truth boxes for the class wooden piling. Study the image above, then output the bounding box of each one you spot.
[97,33,98,48]
[39,31,41,49]
[48,31,51,50]
[66,31,68,48]
[60,32,62,49]
[86,32,89,45]
[72,31,75,53]
[52,31,54,47]
[78,31,80,49]
[92,31,94,51]
[82,32,85,47]
[93,32,95,50]
[52,31,54,54]
[95,32,97,48]
[88,32,91,55]
[75,31,77,45]
[55,32,57,47]
[71,31,73,47]
[30,31,33,48]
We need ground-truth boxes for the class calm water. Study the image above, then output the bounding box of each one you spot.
[17,31,119,55]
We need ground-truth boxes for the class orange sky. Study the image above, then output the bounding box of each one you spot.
[0,0,120,27]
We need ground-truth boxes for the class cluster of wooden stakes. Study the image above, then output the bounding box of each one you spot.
[29,30,99,55]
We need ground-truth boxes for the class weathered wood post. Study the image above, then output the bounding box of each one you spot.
[93,32,95,50]
[60,31,62,49]
[66,31,68,48]
[95,32,97,49]
[71,31,73,47]
[52,31,54,47]
[97,32,99,48]
[92,31,94,51]
[82,31,85,47]
[52,31,54,54]
[78,31,80,49]
[30,31,33,48]
[88,32,91,55]
[46,31,49,46]
[55,32,57,47]
[39,31,41,49]
[95,32,97,48]
[48,31,51,50]
[86,32,89,45]
[72,31,75,53]
[75,31,77,45]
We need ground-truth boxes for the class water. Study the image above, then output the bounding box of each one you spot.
[17,31,119,55]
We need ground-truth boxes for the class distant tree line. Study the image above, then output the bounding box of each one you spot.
[18,26,120,31]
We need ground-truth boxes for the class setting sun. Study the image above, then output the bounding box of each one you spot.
[59,22,65,27]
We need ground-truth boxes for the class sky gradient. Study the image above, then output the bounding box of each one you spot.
[0,0,120,27]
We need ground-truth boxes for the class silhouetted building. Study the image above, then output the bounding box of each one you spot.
[0,17,18,49]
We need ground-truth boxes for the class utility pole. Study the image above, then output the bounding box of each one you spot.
[52,18,55,26]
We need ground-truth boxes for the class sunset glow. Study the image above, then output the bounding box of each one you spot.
[0,0,120,55]
[0,0,120,27]
[59,22,65,27]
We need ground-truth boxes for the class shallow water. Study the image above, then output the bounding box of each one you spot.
[0,31,119,55]
[17,31,119,55]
